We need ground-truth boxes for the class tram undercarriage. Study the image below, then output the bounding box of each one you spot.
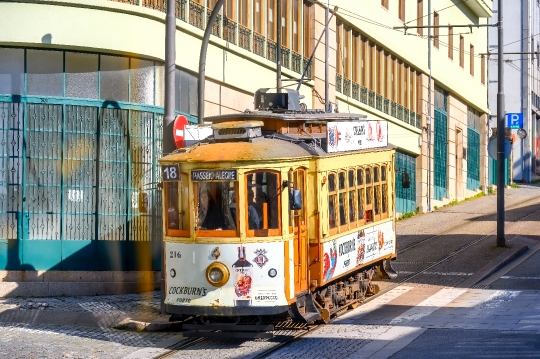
[169,258,397,338]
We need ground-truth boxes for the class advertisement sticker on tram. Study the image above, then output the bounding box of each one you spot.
[326,120,388,153]
[164,242,286,307]
[321,221,395,282]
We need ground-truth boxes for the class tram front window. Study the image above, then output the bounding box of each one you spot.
[195,182,237,232]
[246,171,280,236]
[165,173,189,236]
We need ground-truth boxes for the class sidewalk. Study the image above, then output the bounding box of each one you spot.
[0,186,538,334]
[0,291,171,332]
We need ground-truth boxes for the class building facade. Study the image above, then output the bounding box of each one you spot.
[0,0,491,295]
[488,0,540,182]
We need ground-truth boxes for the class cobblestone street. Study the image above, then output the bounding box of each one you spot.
[0,186,538,359]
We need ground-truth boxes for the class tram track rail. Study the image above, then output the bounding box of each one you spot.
[154,194,540,359]
[397,195,540,255]
[249,196,540,359]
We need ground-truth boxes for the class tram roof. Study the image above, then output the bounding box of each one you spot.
[203,111,368,123]
[159,137,313,163]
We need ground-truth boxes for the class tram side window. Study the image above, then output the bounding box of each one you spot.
[357,168,365,222]
[246,171,280,236]
[165,173,189,236]
[328,173,337,230]
[348,170,356,226]
[365,167,373,223]
[381,164,388,218]
[196,182,237,233]
[374,166,381,219]
[338,171,347,227]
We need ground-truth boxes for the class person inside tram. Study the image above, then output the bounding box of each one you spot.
[247,190,261,230]
[198,189,225,230]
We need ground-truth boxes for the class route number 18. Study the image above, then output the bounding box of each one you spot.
[162,164,180,181]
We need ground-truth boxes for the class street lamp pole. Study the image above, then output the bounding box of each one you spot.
[496,0,506,247]
[427,0,432,213]
[162,0,176,315]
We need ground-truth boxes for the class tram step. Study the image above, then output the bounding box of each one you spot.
[380,258,398,279]
[183,330,274,339]
[182,323,274,331]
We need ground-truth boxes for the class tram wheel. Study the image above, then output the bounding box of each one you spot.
[366,283,380,296]
[317,308,331,324]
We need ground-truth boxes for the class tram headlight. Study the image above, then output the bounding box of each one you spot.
[206,262,230,287]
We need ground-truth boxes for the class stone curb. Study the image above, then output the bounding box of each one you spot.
[458,238,530,288]
[113,315,177,332]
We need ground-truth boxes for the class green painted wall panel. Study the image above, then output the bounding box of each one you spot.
[22,240,62,270]
[434,108,448,200]
[61,240,96,270]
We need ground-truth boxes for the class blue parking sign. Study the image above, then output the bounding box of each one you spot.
[506,113,523,129]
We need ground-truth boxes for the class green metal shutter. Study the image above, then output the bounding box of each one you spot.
[489,157,510,186]
[395,151,417,214]
[434,108,448,200]
[466,127,480,190]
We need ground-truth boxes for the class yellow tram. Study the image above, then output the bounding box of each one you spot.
[159,93,397,335]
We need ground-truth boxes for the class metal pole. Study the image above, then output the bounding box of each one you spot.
[277,0,282,92]
[325,0,329,112]
[426,0,432,213]
[198,0,225,124]
[162,0,176,315]
[497,0,506,246]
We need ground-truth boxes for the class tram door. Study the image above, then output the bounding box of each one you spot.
[290,168,308,294]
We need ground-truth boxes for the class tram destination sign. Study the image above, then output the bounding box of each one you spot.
[326,120,388,153]
[191,169,238,181]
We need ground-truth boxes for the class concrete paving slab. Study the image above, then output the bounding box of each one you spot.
[74,312,121,328]
[0,309,44,324]
[38,311,81,326]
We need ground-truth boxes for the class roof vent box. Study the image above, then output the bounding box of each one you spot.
[254,88,300,111]
[212,121,263,141]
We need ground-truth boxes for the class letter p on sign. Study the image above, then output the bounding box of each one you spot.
[506,113,523,129]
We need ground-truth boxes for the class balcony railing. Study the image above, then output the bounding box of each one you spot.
[114,0,139,5]
[142,0,165,11]
[239,24,251,51]
[391,102,397,117]
[383,99,390,114]
[207,10,221,37]
[254,33,265,57]
[416,114,421,128]
[343,79,351,97]
[360,86,367,104]
[267,40,277,62]
[404,108,410,125]
[292,52,302,74]
[376,94,383,112]
[281,47,290,69]
[336,74,343,93]
[368,90,375,108]
[397,105,404,122]
[352,82,359,101]
[189,2,204,30]
[302,58,312,79]
[224,17,237,44]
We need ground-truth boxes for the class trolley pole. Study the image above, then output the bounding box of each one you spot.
[277,0,282,92]
[163,0,176,315]
[496,0,506,247]
[198,0,224,124]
